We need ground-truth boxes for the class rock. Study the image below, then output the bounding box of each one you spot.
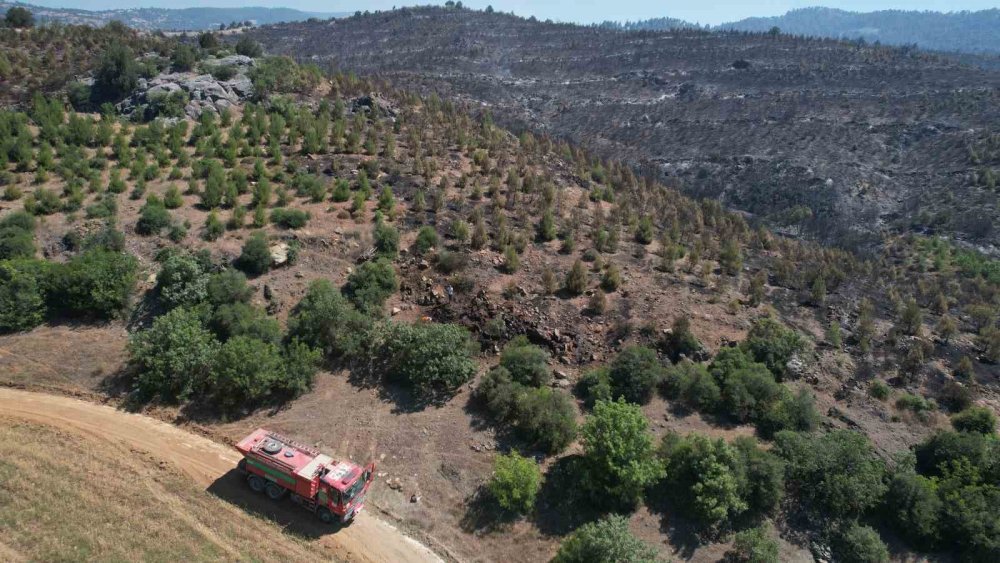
[263,284,273,301]
[391,307,402,316]
[554,370,568,380]
[353,92,398,117]
[214,54,255,68]
[387,478,403,491]
[410,494,421,503]
[551,379,572,389]
[785,354,807,379]
[270,242,289,266]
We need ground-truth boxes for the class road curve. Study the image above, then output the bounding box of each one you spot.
[0,387,443,563]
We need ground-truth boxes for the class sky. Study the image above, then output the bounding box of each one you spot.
[27,0,1000,25]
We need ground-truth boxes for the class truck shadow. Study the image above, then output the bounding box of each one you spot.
[206,468,351,540]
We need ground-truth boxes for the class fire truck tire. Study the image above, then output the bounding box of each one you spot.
[317,507,334,524]
[265,482,286,500]
[247,475,265,493]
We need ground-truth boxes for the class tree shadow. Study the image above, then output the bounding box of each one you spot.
[206,467,351,540]
[459,485,518,535]
[346,359,454,414]
[643,480,708,560]
[532,455,603,537]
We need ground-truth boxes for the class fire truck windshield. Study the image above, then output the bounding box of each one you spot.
[342,476,365,502]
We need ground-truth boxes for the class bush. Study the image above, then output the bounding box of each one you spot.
[270,207,309,229]
[885,471,943,549]
[914,430,995,477]
[564,259,588,295]
[235,36,263,57]
[488,451,541,515]
[373,220,399,259]
[49,249,137,318]
[552,515,658,563]
[4,6,33,28]
[129,307,219,401]
[577,367,612,409]
[869,380,890,400]
[608,345,665,405]
[515,387,578,453]
[661,316,703,362]
[343,258,398,313]
[0,261,46,332]
[741,317,804,379]
[0,211,36,260]
[156,252,209,309]
[170,45,198,72]
[952,406,997,435]
[383,322,477,397]
[720,362,782,423]
[580,399,663,509]
[499,336,551,386]
[728,525,780,563]
[92,42,139,103]
[475,367,523,422]
[136,197,172,235]
[756,388,819,437]
[832,523,889,563]
[414,226,438,255]
[209,303,282,344]
[663,360,719,410]
[659,432,748,527]
[287,279,371,358]
[235,231,271,275]
[205,336,287,410]
[206,269,253,306]
[209,64,238,81]
[774,430,887,520]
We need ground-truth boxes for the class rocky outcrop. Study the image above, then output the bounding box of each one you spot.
[116,56,256,119]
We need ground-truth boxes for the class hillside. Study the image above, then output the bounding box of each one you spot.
[245,7,1000,254]
[1,18,999,563]
[720,7,1000,55]
[0,2,342,30]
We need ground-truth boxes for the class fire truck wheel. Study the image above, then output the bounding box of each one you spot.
[265,482,286,500]
[247,475,265,493]
[317,507,334,524]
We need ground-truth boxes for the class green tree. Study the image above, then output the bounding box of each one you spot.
[129,307,219,401]
[343,258,398,313]
[287,279,371,358]
[156,252,209,309]
[832,523,889,563]
[235,36,263,57]
[564,258,588,295]
[741,317,804,379]
[235,231,271,276]
[50,249,137,318]
[93,42,139,102]
[952,406,997,435]
[373,219,399,259]
[499,336,551,386]
[728,525,780,563]
[552,515,658,563]
[0,261,46,333]
[660,433,747,527]
[414,225,438,255]
[885,470,943,549]
[4,6,33,27]
[581,399,663,509]
[205,336,285,410]
[608,345,665,405]
[488,451,541,515]
[383,322,478,398]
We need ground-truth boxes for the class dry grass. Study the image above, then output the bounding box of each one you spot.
[0,418,323,562]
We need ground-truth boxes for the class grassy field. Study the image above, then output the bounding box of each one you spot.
[0,418,325,562]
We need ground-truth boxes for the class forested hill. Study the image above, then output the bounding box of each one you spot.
[0,2,342,30]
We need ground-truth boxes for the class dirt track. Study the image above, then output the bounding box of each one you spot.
[0,387,443,563]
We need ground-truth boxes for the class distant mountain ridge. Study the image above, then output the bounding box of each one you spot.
[607,7,1000,55]
[0,2,343,31]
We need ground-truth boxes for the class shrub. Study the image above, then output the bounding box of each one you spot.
[832,523,889,563]
[414,226,438,254]
[577,367,613,409]
[287,279,371,358]
[4,6,34,28]
[756,388,819,437]
[170,45,198,72]
[663,360,720,411]
[0,261,46,333]
[129,307,219,402]
[205,336,288,409]
[209,64,238,81]
[235,36,263,57]
[373,220,399,259]
[580,399,663,509]
[952,406,997,435]
[552,515,658,563]
[270,207,309,229]
[488,451,541,515]
[728,525,780,563]
[0,223,35,260]
[661,316,703,362]
[136,197,172,235]
[515,387,578,453]
[660,432,748,527]
[869,380,890,400]
[235,231,271,275]
[564,259,587,295]
[720,362,782,423]
[499,336,551,386]
[343,258,398,313]
[209,303,282,344]
[475,367,523,422]
[156,252,209,309]
[608,345,665,405]
[501,245,519,273]
[774,430,887,519]
[885,471,943,549]
[914,430,995,477]
[93,41,139,103]
[49,249,137,318]
[601,263,622,292]
[383,322,477,397]
[206,269,253,306]
[741,317,804,379]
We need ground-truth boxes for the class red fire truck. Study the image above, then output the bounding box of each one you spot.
[235,428,376,524]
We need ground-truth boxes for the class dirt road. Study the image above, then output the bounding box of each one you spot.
[0,387,443,563]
